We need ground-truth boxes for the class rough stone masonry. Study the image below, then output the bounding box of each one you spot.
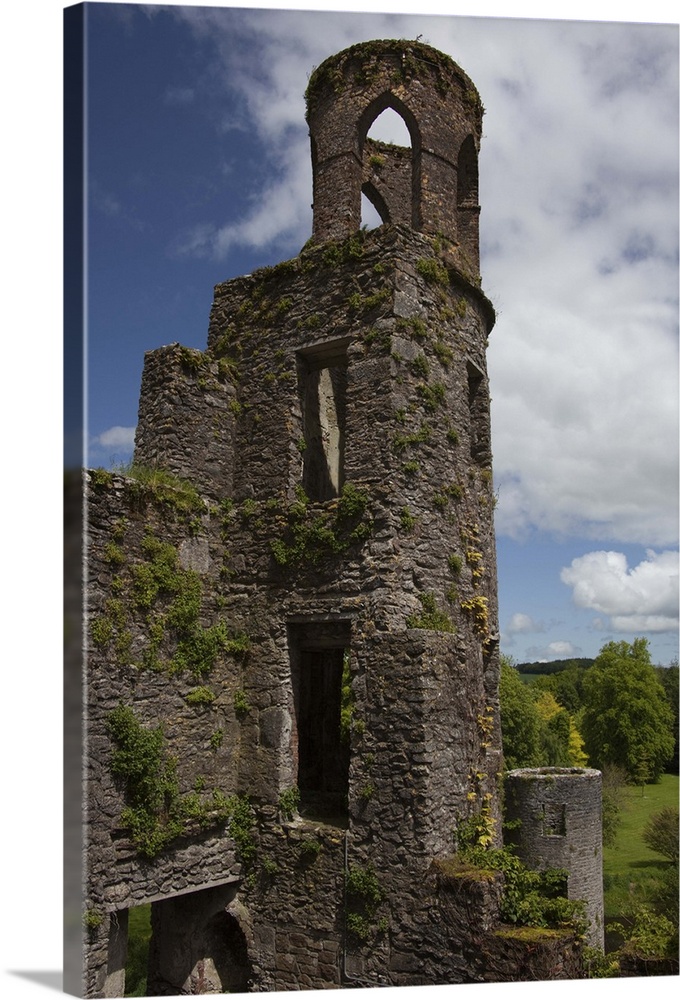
[80,39,598,997]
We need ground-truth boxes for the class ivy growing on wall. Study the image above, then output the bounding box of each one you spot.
[345,864,387,941]
[106,704,255,862]
[91,528,249,678]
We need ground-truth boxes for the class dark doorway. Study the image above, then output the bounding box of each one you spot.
[290,622,351,822]
[145,883,247,995]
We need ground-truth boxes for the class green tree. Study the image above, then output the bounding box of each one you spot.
[499,656,543,770]
[581,639,675,784]
[533,690,586,767]
[642,807,679,863]
[600,763,627,848]
[531,665,587,715]
[656,660,679,774]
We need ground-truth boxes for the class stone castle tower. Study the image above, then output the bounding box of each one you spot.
[79,40,588,997]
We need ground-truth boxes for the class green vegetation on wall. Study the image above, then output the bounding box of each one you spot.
[270,482,373,568]
[407,592,455,633]
[438,845,585,934]
[345,864,387,941]
[91,528,249,678]
[106,704,254,861]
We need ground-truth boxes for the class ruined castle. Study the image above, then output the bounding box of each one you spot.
[78,40,602,997]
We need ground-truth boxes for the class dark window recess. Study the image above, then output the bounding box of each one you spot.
[298,343,348,501]
[290,622,350,821]
[457,134,479,207]
[542,802,567,837]
[467,360,491,467]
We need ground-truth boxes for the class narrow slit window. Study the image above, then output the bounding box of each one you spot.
[457,135,479,207]
[467,359,490,467]
[297,342,348,501]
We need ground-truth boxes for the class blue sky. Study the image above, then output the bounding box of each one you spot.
[79,2,679,666]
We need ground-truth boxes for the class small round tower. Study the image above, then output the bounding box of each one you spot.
[305,39,483,276]
[504,767,605,950]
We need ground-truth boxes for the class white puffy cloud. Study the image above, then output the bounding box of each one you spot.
[560,549,679,633]
[94,426,136,450]
[89,426,136,467]
[507,612,542,634]
[479,24,678,548]
[545,641,578,657]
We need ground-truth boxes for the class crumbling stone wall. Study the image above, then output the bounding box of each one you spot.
[133,344,237,501]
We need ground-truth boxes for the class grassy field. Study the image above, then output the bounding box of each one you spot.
[603,772,678,923]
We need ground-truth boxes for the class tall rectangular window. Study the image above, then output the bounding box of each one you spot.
[297,341,349,501]
[289,621,351,822]
[467,358,490,467]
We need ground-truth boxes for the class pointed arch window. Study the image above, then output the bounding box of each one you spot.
[366,106,413,146]
[359,95,421,231]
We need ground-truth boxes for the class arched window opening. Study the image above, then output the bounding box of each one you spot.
[366,106,412,147]
[360,95,421,233]
[361,187,387,230]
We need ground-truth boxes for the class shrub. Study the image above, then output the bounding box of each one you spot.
[209,729,224,751]
[457,844,586,932]
[299,837,322,860]
[399,506,418,532]
[416,257,449,286]
[185,686,216,706]
[610,903,678,959]
[278,786,300,820]
[345,865,385,940]
[642,807,679,862]
[105,705,181,857]
[233,689,251,715]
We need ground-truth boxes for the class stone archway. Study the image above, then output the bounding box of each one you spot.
[146,884,252,995]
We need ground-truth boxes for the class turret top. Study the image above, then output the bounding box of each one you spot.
[304,38,484,274]
[305,38,483,127]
